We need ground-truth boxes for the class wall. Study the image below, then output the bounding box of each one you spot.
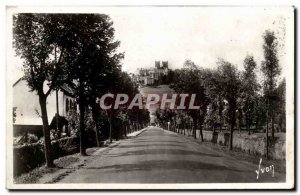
[183,129,286,160]
[13,136,80,177]
[13,125,44,138]
[13,80,75,132]
[13,79,42,125]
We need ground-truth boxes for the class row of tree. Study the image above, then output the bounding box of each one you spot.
[154,30,286,152]
[13,14,149,167]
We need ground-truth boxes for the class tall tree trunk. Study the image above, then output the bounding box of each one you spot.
[124,122,127,138]
[38,93,54,167]
[247,116,250,135]
[78,77,87,155]
[193,120,198,139]
[129,121,132,134]
[255,117,259,133]
[132,122,135,132]
[199,122,204,142]
[247,123,250,135]
[55,89,60,138]
[174,123,176,132]
[91,104,101,147]
[271,114,275,139]
[109,116,112,143]
[133,121,135,132]
[230,124,234,150]
[266,111,269,159]
[270,77,275,139]
[79,98,87,156]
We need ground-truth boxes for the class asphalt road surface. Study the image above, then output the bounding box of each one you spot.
[58,127,285,183]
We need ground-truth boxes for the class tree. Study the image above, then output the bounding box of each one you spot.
[154,108,174,130]
[154,108,165,127]
[138,109,151,128]
[275,79,286,132]
[202,69,225,132]
[171,60,209,141]
[166,69,175,84]
[84,16,123,146]
[261,30,281,139]
[106,71,137,142]
[241,55,260,135]
[13,14,68,167]
[62,14,122,154]
[254,95,268,131]
[217,59,242,150]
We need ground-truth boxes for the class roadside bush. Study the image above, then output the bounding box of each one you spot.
[66,109,99,146]
[13,143,45,177]
[51,136,79,159]
[13,136,80,177]
[13,133,39,146]
[66,110,80,137]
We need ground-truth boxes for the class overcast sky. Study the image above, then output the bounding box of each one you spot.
[10,7,292,82]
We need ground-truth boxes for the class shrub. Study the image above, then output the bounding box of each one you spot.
[13,143,45,177]
[13,136,80,177]
[66,110,80,137]
[13,133,39,146]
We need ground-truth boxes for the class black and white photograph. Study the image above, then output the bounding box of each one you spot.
[6,6,294,190]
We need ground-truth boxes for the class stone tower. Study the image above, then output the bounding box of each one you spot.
[162,61,168,69]
[155,61,160,69]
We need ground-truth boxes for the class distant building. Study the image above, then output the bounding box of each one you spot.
[130,61,169,86]
[13,78,76,137]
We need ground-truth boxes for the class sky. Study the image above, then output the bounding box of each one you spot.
[10,7,293,83]
[106,7,291,74]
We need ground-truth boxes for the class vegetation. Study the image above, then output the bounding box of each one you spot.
[13,12,285,164]
[13,13,150,165]
[13,14,68,167]
[156,30,285,153]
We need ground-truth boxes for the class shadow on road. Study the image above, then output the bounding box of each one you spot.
[130,140,187,144]
[116,144,186,149]
[101,148,221,158]
[83,159,242,173]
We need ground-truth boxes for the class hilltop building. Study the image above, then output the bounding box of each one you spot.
[130,61,169,85]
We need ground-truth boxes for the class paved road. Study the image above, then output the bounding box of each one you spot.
[58,127,285,183]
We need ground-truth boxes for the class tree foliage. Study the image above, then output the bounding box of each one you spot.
[241,55,260,134]
[261,30,281,138]
[13,13,69,167]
